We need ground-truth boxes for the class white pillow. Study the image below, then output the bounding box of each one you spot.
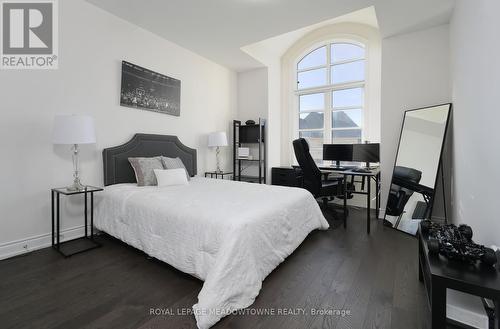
[154,169,189,187]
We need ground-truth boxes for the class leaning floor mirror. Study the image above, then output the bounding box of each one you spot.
[384,103,452,235]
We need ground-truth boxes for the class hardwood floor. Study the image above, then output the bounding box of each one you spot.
[0,208,431,329]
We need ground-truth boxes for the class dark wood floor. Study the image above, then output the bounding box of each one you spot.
[0,208,432,329]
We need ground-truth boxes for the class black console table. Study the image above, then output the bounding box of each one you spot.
[418,227,500,328]
[51,186,103,257]
[205,171,233,180]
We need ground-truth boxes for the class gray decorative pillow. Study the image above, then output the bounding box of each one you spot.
[161,156,191,181]
[128,157,164,186]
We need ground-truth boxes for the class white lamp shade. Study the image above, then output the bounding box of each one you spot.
[208,131,228,147]
[52,114,96,145]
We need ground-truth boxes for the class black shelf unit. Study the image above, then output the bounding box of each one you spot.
[233,118,266,184]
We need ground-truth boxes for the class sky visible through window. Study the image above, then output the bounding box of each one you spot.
[297,43,365,162]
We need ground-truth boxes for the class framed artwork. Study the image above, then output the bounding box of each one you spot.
[120,61,180,116]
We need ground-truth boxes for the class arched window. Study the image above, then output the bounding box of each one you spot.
[296,42,366,163]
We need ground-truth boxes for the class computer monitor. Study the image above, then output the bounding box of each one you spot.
[323,144,353,162]
[352,143,380,163]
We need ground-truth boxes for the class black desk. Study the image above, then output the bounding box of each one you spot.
[419,228,500,328]
[320,167,381,234]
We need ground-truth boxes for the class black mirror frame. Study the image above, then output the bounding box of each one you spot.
[384,103,452,236]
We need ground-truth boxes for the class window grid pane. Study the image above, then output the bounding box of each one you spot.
[297,68,327,90]
[299,93,325,111]
[299,130,324,163]
[331,129,362,144]
[331,43,365,63]
[332,87,364,108]
[300,112,324,129]
[298,46,327,70]
[332,108,363,129]
[331,60,365,84]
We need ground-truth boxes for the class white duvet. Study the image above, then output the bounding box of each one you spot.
[95,177,328,328]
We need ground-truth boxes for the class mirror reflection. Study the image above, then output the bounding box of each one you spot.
[385,104,451,235]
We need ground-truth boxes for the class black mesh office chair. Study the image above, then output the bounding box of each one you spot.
[386,166,422,228]
[293,138,343,219]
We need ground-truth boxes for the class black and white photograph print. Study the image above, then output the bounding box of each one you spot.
[120,61,181,116]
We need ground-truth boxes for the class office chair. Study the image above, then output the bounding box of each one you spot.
[293,138,343,220]
[386,166,422,228]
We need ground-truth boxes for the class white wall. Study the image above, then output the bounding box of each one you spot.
[380,24,451,216]
[237,68,268,122]
[0,0,237,259]
[450,0,500,247]
[236,68,268,177]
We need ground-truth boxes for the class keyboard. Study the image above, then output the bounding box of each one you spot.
[330,167,348,171]
[351,167,371,173]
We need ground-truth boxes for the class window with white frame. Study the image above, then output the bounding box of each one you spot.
[296,42,366,163]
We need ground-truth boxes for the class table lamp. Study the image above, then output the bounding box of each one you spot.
[53,114,96,191]
[208,132,228,173]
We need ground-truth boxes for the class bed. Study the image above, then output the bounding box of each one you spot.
[96,134,329,329]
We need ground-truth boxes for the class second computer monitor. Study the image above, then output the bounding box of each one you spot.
[352,143,380,163]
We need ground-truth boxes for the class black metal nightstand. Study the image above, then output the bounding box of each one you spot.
[51,186,103,257]
[204,171,233,179]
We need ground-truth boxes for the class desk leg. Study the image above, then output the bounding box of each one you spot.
[51,191,54,247]
[375,174,380,219]
[84,192,88,237]
[56,193,60,248]
[431,278,446,329]
[90,192,94,239]
[343,177,347,229]
[367,176,371,234]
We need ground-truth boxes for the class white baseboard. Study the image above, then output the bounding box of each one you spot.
[0,225,89,260]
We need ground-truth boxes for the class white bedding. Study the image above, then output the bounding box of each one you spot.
[95,177,328,329]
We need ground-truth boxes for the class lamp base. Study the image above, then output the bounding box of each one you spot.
[215,146,224,174]
[66,178,86,192]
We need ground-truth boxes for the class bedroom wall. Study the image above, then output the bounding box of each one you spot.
[236,68,269,177]
[379,24,451,217]
[450,0,500,247]
[0,0,237,259]
[237,68,268,122]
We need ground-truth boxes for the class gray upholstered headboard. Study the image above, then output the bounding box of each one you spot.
[102,133,197,186]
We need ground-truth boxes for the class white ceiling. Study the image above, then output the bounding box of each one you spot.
[241,6,379,65]
[86,0,455,72]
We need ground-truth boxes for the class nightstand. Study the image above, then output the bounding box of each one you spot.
[204,171,233,179]
[51,186,103,257]
[419,225,500,328]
